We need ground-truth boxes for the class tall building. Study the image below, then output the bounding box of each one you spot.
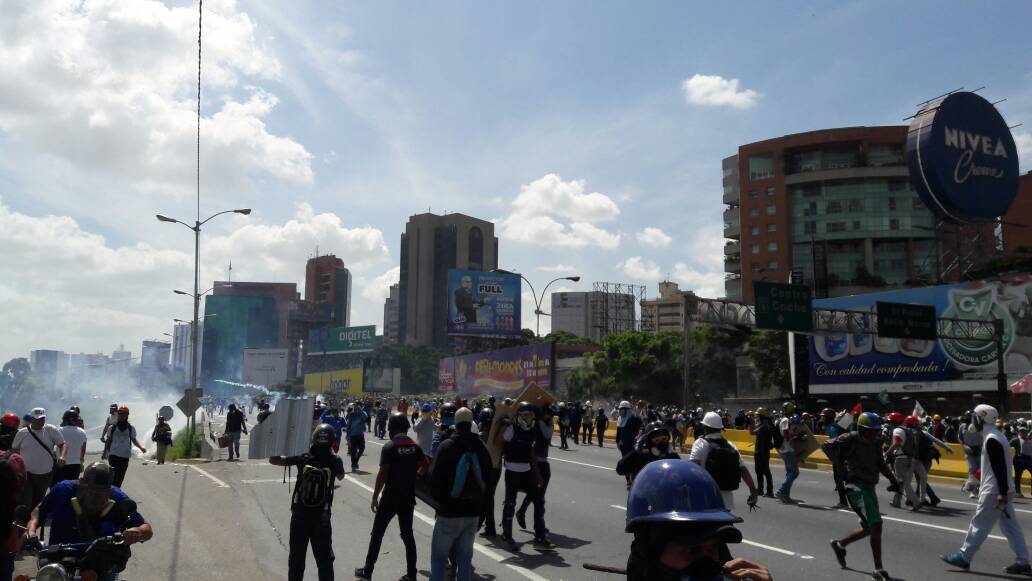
[304,254,352,328]
[641,281,698,333]
[550,291,637,343]
[383,283,400,344]
[398,213,498,349]
[1003,172,1032,254]
[723,126,943,302]
[30,350,65,388]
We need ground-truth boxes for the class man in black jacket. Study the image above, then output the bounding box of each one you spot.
[429,407,493,581]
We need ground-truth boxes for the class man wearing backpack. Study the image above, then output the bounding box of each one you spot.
[690,412,758,510]
[748,407,775,498]
[429,407,492,581]
[495,401,548,547]
[102,406,146,487]
[886,415,925,511]
[270,424,346,581]
[355,413,429,581]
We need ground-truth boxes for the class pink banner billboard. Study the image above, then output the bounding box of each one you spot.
[438,343,554,396]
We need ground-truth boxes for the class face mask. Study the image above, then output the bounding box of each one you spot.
[517,415,534,430]
[77,489,110,516]
[651,442,670,457]
[117,420,128,429]
[653,557,724,581]
[973,416,985,431]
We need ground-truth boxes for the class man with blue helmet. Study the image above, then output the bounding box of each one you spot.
[624,460,771,580]
[823,411,898,581]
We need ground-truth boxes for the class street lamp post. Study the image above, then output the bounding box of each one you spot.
[493,269,580,336]
[158,209,250,456]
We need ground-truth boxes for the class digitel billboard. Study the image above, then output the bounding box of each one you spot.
[447,270,521,337]
[808,275,1032,394]
[438,343,554,396]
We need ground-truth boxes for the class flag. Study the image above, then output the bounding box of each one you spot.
[1011,374,1032,395]
[850,402,862,415]
[912,400,926,419]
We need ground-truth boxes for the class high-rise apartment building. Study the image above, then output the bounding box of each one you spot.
[724,126,942,302]
[398,213,498,349]
[170,322,201,379]
[30,349,65,388]
[383,283,400,345]
[550,291,637,343]
[641,281,698,333]
[304,254,352,328]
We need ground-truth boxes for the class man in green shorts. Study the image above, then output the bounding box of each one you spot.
[822,412,900,581]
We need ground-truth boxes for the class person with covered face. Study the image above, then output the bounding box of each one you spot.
[26,461,152,581]
[615,401,643,489]
[494,401,547,547]
[102,406,146,487]
[624,460,771,581]
[617,421,680,484]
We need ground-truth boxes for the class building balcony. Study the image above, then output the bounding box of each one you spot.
[724,222,740,239]
[724,241,740,256]
[723,206,740,222]
[725,277,742,300]
[725,257,741,273]
[723,189,739,205]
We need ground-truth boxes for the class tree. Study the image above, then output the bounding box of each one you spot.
[374,344,448,390]
[747,330,792,393]
[0,357,31,391]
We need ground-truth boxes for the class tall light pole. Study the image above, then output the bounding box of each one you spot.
[158,210,249,456]
[493,269,580,336]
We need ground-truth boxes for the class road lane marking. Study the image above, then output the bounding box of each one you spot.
[549,456,612,470]
[343,476,550,581]
[610,505,626,510]
[937,498,1032,515]
[242,478,296,484]
[829,508,1006,541]
[741,540,796,556]
[188,464,230,488]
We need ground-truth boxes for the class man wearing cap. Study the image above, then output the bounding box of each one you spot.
[26,462,152,580]
[11,407,66,511]
[102,406,146,487]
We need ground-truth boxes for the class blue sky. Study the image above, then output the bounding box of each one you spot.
[1,0,1030,361]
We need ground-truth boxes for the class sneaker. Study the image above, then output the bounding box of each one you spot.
[533,535,554,548]
[354,567,372,580]
[928,497,941,508]
[969,493,977,499]
[910,502,923,512]
[1004,562,1032,575]
[889,501,901,509]
[871,569,891,580]
[941,552,971,571]
[830,540,847,568]
[775,492,794,504]
[516,510,527,530]
[500,534,517,546]
[480,528,497,538]
[763,492,776,498]
[831,502,848,509]
[398,575,416,581]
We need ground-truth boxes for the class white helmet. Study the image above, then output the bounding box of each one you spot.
[619,400,632,409]
[974,404,1000,427]
[585,400,592,407]
[702,411,724,430]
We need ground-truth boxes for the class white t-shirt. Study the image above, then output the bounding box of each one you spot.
[689,434,746,508]
[60,426,88,465]
[104,424,138,458]
[777,418,794,455]
[502,426,531,473]
[12,424,65,475]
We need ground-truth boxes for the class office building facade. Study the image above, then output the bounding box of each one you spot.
[383,283,400,345]
[398,213,498,349]
[30,349,65,389]
[641,281,698,333]
[304,254,352,328]
[550,291,637,343]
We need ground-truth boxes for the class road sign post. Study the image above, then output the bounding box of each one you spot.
[176,388,203,457]
[876,302,938,340]
[753,282,813,333]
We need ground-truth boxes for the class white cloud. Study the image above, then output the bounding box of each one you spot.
[1016,132,1032,173]
[681,74,760,109]
[0,198,388,361]
[536,264,578,274]
[361,266,401,302]
[496,174,621,249]
[668,224,726,298]
[620,257,662,281]
[0,0,312,190]
[636,227,673,248]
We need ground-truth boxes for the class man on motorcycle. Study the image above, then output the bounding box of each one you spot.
[25,462,151,581]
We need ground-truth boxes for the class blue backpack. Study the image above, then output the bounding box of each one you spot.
[450,451,485,500]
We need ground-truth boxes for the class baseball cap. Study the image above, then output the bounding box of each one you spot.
[30,407,46,419]
[82,462,114,490]
[454,407,474,425]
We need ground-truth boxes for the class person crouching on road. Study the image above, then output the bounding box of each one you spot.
[625,460,772,581]
[824,412,899,581]
[429,407,493,581]
[355,413,429,581]
[270,424,346,581]
[616,421,680,487]
[690,412,758,511]
[942,404,1032,575]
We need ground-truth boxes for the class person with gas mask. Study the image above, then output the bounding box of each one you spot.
[102,406,145,487]
[270,424,346,581]
[624,460,772,581]
[617,421,680,484]
[515,403,554,544]
[494,401,547,547]
[26,461,152,581]
[615,400,643,489]
[942,404,1032,575]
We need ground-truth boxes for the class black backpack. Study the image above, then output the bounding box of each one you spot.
[703,434,742,491]
[770,420,785,449]
[916,430,939,462]
[294,457,333,509]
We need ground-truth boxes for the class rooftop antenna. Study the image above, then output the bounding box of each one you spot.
[227,260,233,282]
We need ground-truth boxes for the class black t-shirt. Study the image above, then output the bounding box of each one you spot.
[379,436,426,504]
[226,410,246,433]
[285,451,345,512]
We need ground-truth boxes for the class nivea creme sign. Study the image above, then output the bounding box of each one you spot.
[906,91,1019,223]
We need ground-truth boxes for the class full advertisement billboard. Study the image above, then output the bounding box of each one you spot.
[447,270,521,337]
[438,343,554,396]
[808,275,1032,394]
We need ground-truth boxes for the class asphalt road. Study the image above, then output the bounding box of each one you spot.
[19,424,1032,580]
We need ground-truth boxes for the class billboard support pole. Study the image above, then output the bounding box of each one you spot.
[996,318,1008,414]
[682,310,691,411]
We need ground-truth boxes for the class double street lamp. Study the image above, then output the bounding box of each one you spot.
[493,268,581,336]
[157,209,250,456]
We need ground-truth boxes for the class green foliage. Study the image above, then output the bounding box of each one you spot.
[530,330,596,345]
[165,426,205,461]
[0,358,31,391]
[374,343,449,390]
[747,330,791,393]
[967,246,1032,280]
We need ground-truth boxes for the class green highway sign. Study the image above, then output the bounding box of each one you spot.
[309,325,377,354]
[753,281,813,333]
[876,301,937,340]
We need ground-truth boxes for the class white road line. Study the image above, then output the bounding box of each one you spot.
[610,504,627,510]
[344,476,550,581]
[742,539,796,556]
[549,456,611,471]
[830,508,1006,541]
[937,497,1032,515]
[241,478,296,484]
[188,464,230,488]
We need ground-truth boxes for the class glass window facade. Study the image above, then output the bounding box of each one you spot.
[789,178,935,243]
[766,205,776,215]
[767,223,776,232]
[767,242,778,251]
[748,153,775,180]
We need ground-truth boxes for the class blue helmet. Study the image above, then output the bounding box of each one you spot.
[421,402,433,412]
[626,460,741,532]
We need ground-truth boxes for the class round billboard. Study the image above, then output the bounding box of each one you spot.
[906,91,1019,223]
